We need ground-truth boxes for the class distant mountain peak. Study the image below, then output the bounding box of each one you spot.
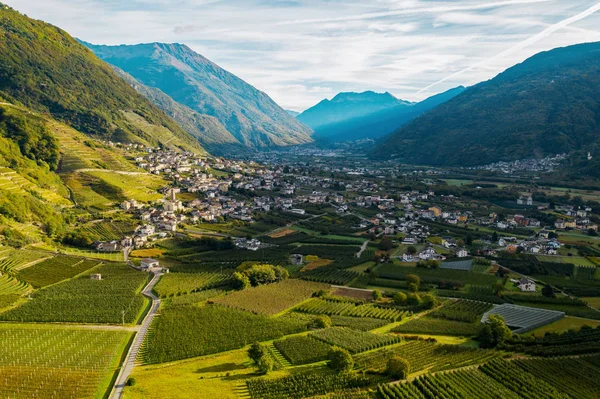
[298,90,413,130]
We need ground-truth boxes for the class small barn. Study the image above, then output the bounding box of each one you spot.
[289,254,304,265]
[141,258,160,269]
[90,274,102,280]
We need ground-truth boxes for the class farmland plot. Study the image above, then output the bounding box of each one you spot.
[0,324,131,399]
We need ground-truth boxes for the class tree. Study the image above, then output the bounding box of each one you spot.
[588,228,598,237]
[379,238,394,251]
[257,355,273,374]
[314,315,332,329]
[232,272,250,290]
[542,284,555,298]
[465,233,474,246]
[273,265,289,281]
[406,274,420,292]
[328,347,353,372]
[248,342,266,364]
[407,293,421,306]
[386,356,410,379]
[478,314,512,348]
[407,245,417,255]
[492,231,499,242]
[492,281,504,295]
[421,294,438,309]
[393,292,407,306]
[245,264,277,286]
[372,289,383,301]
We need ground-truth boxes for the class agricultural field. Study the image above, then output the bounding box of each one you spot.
[310,327,401,353]
[0,273,30,296]
[76,220,138,242]
[330,315,389,331]
[0,323,131,399]
[0,263,149,324]
[301,267,359,285]
[143,305,310,363]
[295,298,408,321]
[247,372,373,399]
[273,335,333,365]
[17,257,101,288]
[355,340,501,374]
[153,271,233,298]
[393,316,483,337]
[0,249,51,272]
[214,279,329,315]
[376,264,498,286]
[530,316,600,336]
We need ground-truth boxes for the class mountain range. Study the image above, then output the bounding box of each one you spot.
[84,42,313,153]
[301,88,465,143]
[372,42,600,167]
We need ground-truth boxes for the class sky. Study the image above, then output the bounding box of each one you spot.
[5,0,600,111]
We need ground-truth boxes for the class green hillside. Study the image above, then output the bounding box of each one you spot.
[372,42,600,167]
[114,68,244,154]
[0,4,205,154]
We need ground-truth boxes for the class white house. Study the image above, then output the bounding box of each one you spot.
[517,278,536,292]
[141,258,160,269]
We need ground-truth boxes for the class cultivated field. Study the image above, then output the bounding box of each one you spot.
[0,323,131,399]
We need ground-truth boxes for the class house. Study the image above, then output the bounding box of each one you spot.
[94,241,120,252]
[141,258,160,269]
[90,274,102,280]
[517,278,536,292]
[289,254,304,265]
[455,248,469,258]
[402,253,416,262]
[428,206,442,217]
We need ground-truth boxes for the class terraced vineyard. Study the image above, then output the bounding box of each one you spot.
[49,120,138,172]
[310,327,401,353]
[0,324,131,399]
[0,273,30,296]
[354,340,501,373]
[295,297,408,321]
[0,167,70,206]
[0,249,52,273]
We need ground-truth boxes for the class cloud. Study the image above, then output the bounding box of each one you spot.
[416,1,600,95]
[3,0,600,108]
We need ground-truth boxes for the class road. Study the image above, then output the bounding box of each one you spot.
[356,239,370,258]
[110,271,162,399]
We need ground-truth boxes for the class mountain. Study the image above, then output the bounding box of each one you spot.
[310,87,465,143]
[114,68,244,153]
[286,110,301,117]
[372,42,600,166]
[0,5,205,155]
[298,91,412,131]
[84,42,313,149]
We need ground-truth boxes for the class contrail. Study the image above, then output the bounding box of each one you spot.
[278,0,551,25]
[416,2,600,95]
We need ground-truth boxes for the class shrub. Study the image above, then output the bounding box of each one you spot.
[314,315,332,329]
[393,292,407,306]
[328,347,354,372]
[386,356,410,379]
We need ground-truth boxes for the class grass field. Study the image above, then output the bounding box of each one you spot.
[583,297,600,309]
[0,323,131,399]
[536,255,596,267]
[123,348,300,399]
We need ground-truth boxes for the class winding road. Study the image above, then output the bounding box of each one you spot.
[110,271,162,399]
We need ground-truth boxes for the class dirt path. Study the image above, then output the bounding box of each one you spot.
[110,272,162,399]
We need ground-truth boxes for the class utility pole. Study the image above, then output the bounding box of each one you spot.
[122,309,125,326]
